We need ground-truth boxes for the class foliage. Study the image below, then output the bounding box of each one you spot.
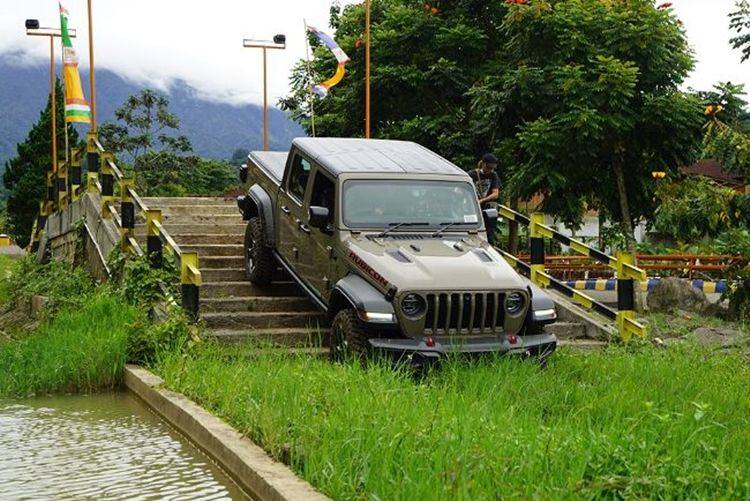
[3,78,79,247]
[99,89,192,162]
[126,311,194,367]
[108,248,179,308]
[701,83,750,178]
[0,255,95,316]
[282,0,703,242]
[653,177,743,242]
[132,151,237,197]
[0,293,139,397]
[157,344,750,499]
[730,1,750,62]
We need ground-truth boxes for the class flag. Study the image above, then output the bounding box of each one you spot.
[59,3,91,123]
[307,25,349,98]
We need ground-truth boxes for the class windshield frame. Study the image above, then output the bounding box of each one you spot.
[340,177,483,231]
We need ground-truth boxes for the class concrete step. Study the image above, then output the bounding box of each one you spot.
[558,339,608,351]
[545,322,589,340]
[161,214,243,225]
[171,234,244,245]
[200,268,247,282]
[205,328,329,347]
[202,311,327,330]
[135,223,247,236]
[201,296,314,313]
[181,244,244,256]
[201,281,302,298]
[149,204,239,216]
[143,197,237,206]
[200,256,244,269]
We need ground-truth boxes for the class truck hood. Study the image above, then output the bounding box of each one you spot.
[344,234,527,293]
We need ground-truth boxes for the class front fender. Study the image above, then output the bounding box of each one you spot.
[330,274,396,324]
[520,278,557,325]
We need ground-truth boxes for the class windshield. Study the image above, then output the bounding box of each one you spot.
[343,180,482,229]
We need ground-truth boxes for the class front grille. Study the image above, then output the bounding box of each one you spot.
[423,292,506,335]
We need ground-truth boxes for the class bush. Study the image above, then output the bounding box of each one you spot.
[0,255,96,315]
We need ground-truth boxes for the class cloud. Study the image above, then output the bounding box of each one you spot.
[1,0,747,107]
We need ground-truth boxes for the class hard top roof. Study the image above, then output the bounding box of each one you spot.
[292,137,468,177]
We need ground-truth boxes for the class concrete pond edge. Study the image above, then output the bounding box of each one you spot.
[124,365,329,501]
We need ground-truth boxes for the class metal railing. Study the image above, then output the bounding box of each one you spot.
[31,131,202,320]
[498,206,647,341]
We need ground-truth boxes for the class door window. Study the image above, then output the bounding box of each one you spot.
[310,172,336,227]
[287,154,312,203]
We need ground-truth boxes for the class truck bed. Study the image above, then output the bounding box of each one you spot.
[248,151,288,185]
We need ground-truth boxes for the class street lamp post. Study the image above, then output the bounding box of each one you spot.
[25,20,77,174]
[242,35,286,151]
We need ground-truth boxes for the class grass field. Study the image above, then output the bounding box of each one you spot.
[0,294,139,396]
[155,344,750,499]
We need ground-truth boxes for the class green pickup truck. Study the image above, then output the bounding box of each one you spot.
[238,137,557,363]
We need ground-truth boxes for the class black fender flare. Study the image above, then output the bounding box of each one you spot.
[329,274,396,321]
[523,279,557,327]
[239,184,275,247]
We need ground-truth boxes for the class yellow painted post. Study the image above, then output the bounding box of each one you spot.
[529,212,546,287]
[70,147,83,201]
[615,251,646,341]
[145,209,163,268]
[181,252,201,321]
[100,153,114,218]
[120,177,135,252]
[86,172,99,194]
[57,161,68,209]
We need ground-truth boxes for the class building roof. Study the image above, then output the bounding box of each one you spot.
[292,137,467,176]
[682,159,745,187]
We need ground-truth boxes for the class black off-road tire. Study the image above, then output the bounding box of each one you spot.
[330,309,370,362]
[244,217,274,285]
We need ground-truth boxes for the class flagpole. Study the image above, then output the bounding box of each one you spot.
[303,19,316,138]
[87,0,97,133]
[50,36,58,173]
[364,0,371,139]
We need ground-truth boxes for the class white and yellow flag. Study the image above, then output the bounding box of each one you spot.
[59,3,91,123]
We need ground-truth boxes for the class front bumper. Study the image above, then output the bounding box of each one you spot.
[368,333,557,361]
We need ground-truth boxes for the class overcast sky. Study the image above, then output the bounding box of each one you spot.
[0,0,748,107]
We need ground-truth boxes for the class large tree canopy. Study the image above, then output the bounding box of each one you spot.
[282,0,703,243]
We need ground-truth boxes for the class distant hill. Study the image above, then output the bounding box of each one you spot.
[0,55,305,169]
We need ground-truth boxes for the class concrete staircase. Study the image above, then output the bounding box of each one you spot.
[138,197,327,347]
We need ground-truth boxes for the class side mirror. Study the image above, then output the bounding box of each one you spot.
[309,206,330,229]
[482,208,498,220]
[239,164,248,184]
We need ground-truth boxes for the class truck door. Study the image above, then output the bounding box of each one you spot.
[278,152,312,267]
[301,169,337,301]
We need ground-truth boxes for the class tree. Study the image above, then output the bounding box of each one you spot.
[730,0,750,62]
[280,0,509,167]
[99,89,192,163]
[3,78,78,247]
[230,148,250,165]
[701,83,750,178]
[471,0,703,245]
[282,0,703,249]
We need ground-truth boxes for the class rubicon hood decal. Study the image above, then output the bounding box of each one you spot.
[348,250,390,289]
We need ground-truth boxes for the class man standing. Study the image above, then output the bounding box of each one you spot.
[469,153,501,245]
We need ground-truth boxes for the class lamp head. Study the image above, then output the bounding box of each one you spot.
[273,34,286,45]
[25,19,40,30]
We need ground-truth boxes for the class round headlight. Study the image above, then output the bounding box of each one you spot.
[505,292,525,315]
[401,293,426,318]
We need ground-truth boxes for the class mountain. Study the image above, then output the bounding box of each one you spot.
[0,55,305,169]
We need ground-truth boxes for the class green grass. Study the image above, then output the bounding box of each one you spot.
[155,345,750,499]
[0,293,139,396]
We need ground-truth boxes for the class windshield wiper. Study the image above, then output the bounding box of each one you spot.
[377,222,429,238]
[432,221,471,238]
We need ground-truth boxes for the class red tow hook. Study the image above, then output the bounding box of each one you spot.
[507,335,518,345]
[424,336,436,347]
